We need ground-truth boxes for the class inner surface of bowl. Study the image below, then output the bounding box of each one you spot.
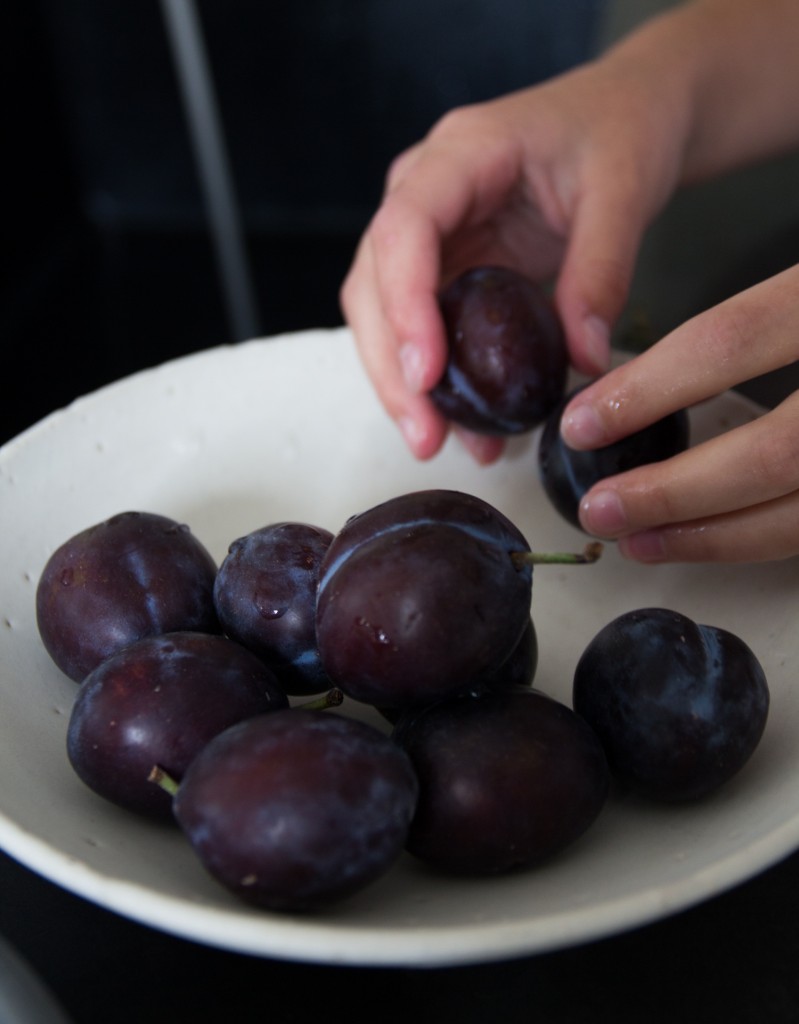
[1,328,796,967]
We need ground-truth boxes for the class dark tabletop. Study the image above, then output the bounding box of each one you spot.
[4,842,799,1024]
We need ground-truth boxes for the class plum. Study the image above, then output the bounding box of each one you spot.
[393,686,610,874]
[36,511,219,682]
[315,490,534,708]
[572,608,769,801]
[67,631,288,820]
[430,265,568,434]
[165,710,419,910]
[214,521,334,695]
[538,387,690,532]
[376,615,538,726]
[474,614,538,694]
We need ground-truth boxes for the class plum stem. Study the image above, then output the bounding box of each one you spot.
[146,692,345,800]
[511,541,603,569]
[295,688,345,711]
[148,764,179,797]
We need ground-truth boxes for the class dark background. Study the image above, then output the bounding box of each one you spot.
[4,3,799,1022]
[1,0,601,445]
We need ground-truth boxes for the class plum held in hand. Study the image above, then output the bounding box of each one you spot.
[538,386,690,532]
[162,710,419,911]
[392,687,610,875]
[67,631,288,820]
[572,608,769,802]
[36,511,219,682]
[214,521,334,695]
[315,490,534,709]
[430,265,568,435]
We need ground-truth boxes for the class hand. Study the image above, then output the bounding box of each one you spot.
[341,57,690,462]
[560,264,799,562]
[341,0,799,479]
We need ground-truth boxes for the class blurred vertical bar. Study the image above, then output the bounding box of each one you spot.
[160,0,260,341]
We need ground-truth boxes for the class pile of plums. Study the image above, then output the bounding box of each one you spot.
[35,490,769,913]
[31,265,768,912]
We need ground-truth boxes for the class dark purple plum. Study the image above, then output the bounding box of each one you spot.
[376,615,538,725]
[572,608,769,801]
[214,521,334,695]
[482,615,538,693]
[168,710,418,911]
[431,265,568,435]
[315,490,533,708]
[67,631,288,820]
[538,386,690,532]
[36,511,219,682]
[392,687,610,874]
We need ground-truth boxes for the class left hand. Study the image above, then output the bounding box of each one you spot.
[559,263,799,562]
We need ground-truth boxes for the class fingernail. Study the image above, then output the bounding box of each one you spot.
[453,426,504,466]
[583,315,611,374]
[398,414,426,455]
[618,530,667,563]
[561,403,606,449]
[399,342,425,393]
[580,489,627,536]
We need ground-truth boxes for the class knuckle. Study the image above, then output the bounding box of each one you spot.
[338,239,369,320]
[584,254,630,318]
[752,422,799,487]
[429,103,484,141]
[699,291,768,364]
[638,475,681,526]
[384,144,418,193]
[617,463,682,528]
[642,478,674,523]
[338,271,355,319]
[368,196,403,245]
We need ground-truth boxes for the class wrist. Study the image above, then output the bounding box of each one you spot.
[613,0,799,182]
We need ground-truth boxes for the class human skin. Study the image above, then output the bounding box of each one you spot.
[341,0,799,562]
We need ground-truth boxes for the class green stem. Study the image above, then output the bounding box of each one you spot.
[148,764,179,797]
[147,691,346,799]
[295,687,344,711]
[511,541,603,569]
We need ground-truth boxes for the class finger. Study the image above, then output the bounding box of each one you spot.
[341,232,449,460]
[616,488,799,563]
[349,130,526,461]
[579,390,799,536]
[366,114,526,383]
[365,192,449,395]
[383,141,424,194]
[561,264,799,450]
[451,425,506,465]
[342,103,530,462]
[358,171,475,408]
[343,243,502,464]
[554,178,645,377]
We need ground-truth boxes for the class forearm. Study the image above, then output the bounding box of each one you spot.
[602,0,799,183]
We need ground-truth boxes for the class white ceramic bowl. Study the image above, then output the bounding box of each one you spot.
[1,327,796,967]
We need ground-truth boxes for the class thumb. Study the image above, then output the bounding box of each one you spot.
[554,185,648,376]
